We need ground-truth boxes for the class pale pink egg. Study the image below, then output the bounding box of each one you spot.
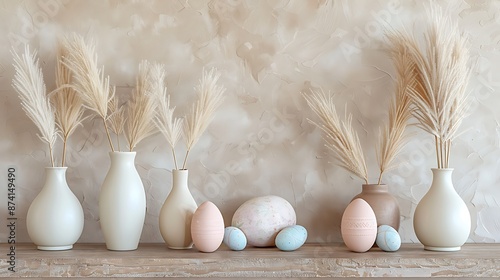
[191,201,225,253]
[341,198,377,252]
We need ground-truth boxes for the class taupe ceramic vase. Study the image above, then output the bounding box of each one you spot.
[352,184,400,231]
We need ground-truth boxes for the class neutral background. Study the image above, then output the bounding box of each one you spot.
[0,0,499,244]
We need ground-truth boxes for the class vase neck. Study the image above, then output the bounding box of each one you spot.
[109,152,137,168]
[172,169,189,190]
[44,167,69,189]
[361,184,388,193]
[431,168,454,189]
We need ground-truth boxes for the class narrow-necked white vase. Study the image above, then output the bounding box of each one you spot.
[413,168,471,251]
[99,152,146,251]
[159,169,198,249]
[27,167,84,250]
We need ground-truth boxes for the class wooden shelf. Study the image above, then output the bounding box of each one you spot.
[1,243,498,278]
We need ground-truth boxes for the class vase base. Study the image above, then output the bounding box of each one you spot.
[424,246,461,252]
[37,245,73,251]
[168,245,193,250]
[105,247,138,251]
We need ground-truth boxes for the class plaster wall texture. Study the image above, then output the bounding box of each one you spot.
[0,0,499,243]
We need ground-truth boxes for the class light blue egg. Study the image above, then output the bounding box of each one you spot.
[223,226,247,251]
[376,225,401,252]
[275,225,308,251]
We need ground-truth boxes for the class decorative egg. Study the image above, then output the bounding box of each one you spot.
[191,201,224,253]
[232,195,296,247]
[275,225,307,251]
[376,225,401,252]
[223,226,247,251]
[341,198,377,253]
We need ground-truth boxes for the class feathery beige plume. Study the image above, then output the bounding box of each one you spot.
[12,45,58,167]
[377,37,414,184]
[303,89,368,183]
[53,42,86,166]
[155,94,183,170]
[62,33,115,151]
[152,64,183,169]
[124,60,158,151]
[402,6,470,168]
[182,68,226,169]
[107,94,126,151]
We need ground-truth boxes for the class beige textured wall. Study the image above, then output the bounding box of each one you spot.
[1,0,499,244]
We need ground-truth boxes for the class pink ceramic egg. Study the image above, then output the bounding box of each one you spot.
[341,198,377,253]
[191,201,225,253]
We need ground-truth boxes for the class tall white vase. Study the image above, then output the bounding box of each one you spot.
[413,168,471,251]
[159,169,198,249]
[26,167,84,251]
[99,152,146,251]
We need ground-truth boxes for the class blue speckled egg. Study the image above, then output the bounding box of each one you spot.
[275,225,307,251]
[223,226,247,251]
[376,225,401,252]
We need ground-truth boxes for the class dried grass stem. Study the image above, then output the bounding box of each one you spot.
[400,7,470,168]
[62,34,115,151]
[182,68,226,169]
[303,89,368,184]
[12,45,58,167]
[124,61,158,152]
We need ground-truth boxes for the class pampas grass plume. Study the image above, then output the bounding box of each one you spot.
[153,63,183,169]
[402,6,470,168]
[182,68,226,169]
[12,45,58,167]
[53,42,86,166]
[303,89,368,183]
[125,60,158,151]
[107,94,126,151]
[377,36,414,184]
[62,33,115,151]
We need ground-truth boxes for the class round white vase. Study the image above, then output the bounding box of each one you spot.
[26,167,84,251]
[413,168,471,251]
[159,169,198,249]
[99,152,146,251]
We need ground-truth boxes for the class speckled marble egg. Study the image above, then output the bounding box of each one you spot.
[232,195,296,247]
[341,198,377,253]
[376,225,401,252]
[275,225,307,251]
[223,226,247,251]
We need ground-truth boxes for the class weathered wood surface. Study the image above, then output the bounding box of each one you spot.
[1,243,498,278]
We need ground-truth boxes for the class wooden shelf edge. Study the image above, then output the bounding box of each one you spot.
[1,243,499,278]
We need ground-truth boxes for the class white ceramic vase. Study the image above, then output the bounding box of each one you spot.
[26,167,84,251]
[413,168,471,251]
[159,169,198,249]
[99,152,146,251]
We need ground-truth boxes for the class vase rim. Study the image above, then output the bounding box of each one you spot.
[362,183,387,187]
[431,168,454,171]
[172,169,188,173]
[45,166,68,170]
[109,151,137,155]
[361,184,389,192]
